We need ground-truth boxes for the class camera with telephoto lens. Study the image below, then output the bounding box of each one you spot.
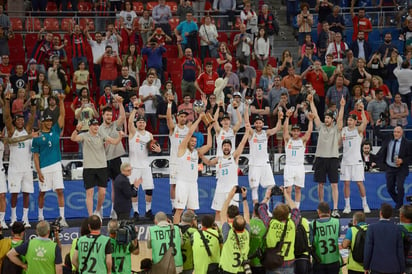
[270,185,284,196]
[235,186,246,193]
[49,217,63,240]
[116,220,137,245]
[379,112,388,120]
[242,260,252,274]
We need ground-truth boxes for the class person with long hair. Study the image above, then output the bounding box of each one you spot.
[278,49,294,77]
[123,55,140,87]
[254,28,270,70]
[216,42,232,77]
[384,48,402,95]
[371,75,392,103]
[259,64,275,97]
[33,72,47,95]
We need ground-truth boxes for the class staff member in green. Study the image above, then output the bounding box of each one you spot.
[179,211,198,274]
[148,211,183,273]
[107,220,140,274]
[310,202,340,274]
[72,215,113,274]
[7,221,62,274]
[342,211,367,274]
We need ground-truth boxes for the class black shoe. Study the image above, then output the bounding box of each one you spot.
[133,212,139,221]
[172,208,176,217]
[145,210,154,220]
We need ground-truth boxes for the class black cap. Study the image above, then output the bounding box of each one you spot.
[291,124,301,130]
[13,114,24,120]
[88,118,100,126]
[253,115,264,123]
[177,110,189,116]
[41,114,53,122]
[221,112,230,120]
[134,115,146,123]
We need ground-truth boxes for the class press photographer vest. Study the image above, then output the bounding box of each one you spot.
[312,218,340,264]
[110,238,132,274]
[149,225,183,267]
[266,219,296,261]
[219,229,250,273]
[26,238,56,274]
[77,234,111,274]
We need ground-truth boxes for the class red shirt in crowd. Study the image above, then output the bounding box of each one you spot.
[100,56,119,81]
[196,71,219,95]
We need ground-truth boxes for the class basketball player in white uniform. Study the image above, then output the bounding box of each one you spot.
[341,102,371,214]
[4,92,36,228]
[244,103,283,205]
[201,125,250,223]
[128,102,161,220]
[213,101,242,157]
[283,109,314,209]
[173,113,212,224]
[166,93,189,212]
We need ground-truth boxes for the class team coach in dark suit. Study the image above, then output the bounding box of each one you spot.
[375,120,412,209]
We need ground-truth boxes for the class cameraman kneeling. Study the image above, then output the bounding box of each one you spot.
[108,220,139,274]
[7,221,63,274]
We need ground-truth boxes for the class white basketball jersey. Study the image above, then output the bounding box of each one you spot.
[170,125,189,164]
[341,126,363,165]
[249,130,269,166]
[216,127,236,157]
[9,129,32,171]
[216,155,238,193]
[285,138,305,166]
[176,148,198,183]
[129,130,151,168]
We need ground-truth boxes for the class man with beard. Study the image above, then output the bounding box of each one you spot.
[33,93,68,227]
[10,64,28,93]
[350,6,372,42]
[98,94,126,219]
[112,66,138,105]
[349,31,371,60]
[200,126,249,223]
[283,108,314,210]
[244,103,283,205]
[4,91,36,228]
[173,112,212,224]
[310,93,344,218]
[86,31,107,92]
[341,104,371,215]
[42,95,60,125]
[128,102,161,220]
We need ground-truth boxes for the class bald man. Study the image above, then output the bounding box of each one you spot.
[375,120,412,209]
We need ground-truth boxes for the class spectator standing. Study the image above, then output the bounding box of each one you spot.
[297,3,313,53]
[139,72,161,131]
[389,93,409,127]
[86,31,107,94]
[350,31,372,60]
[394,60,412,110]
[216,42,233,77]
[67,24,89,72]
[259,64,276,97]
[139,10,155,46]
[0,5,10,30]
[74,96,99,131]
[317,22,334,62]
[378,32,397,56]
[310,94,344,217]
[240,1,258,37]
[70,118,123,217]
[73,61,89,96]
[10,64,28,93]
[250,87,270,121]
[325,74,350,114]
[141,42,166,84]
[268,75,289,111]
[233,24,253,65]
[364,203,405,273]
[375,122,411,210]
[362,140,378,171]
[298,43,319,74]
[223,63,239,95]
[112,66,138,105]
[42,95,60,125]
[259,4,278,57]
[367,89,388,126]
[212,0,236,30]
[152,0,173,37]
[106,24,122,55]
[94,0,110,32]
[177,0,194,22]
[0,26,13,58]
[281,66,302,106]
[311,202,340,273]
[254,28,270,70]
[198,15,219,61]
[119,1,138,54]
[180,48,202,99]
[178,95,195,123]
[30,29,53,74]
[195,61,219,97]
[49,36,67,67]
[236,59,257,90]
[175,12,199,56]
[315,0,333,34]
[97,45,122,96]
[326,5,345,34]
[278,50,295,77]
[326,32,348,62]
[47,58,66,94]
[350,6,372,42]
[384,49,402,95]
[32,94,68,226]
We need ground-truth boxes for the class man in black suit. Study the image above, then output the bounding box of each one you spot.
[375,120,411,209]
[361,140,379,171]
[364,203,405,273]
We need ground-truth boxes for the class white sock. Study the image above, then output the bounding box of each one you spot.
[111,204,114,212]
[59,207,65,219]
[11,207,16,221]
[295,202,300,209]
[38,208,44,218]
[146,202,152,212]
[345,198,350,207]
[361,196,368,206]
[22,208,29,221]
[132,202,138,213]
[171,199,175,209]
[0,212,5,222]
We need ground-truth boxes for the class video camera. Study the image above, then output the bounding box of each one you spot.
[116,220,137,245]
[49,217,63,240]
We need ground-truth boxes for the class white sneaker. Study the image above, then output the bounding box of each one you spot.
[23,221,31,228]
[1,221,8,230]
[331,209,340,218]
[363,204,371,214]
[110,210,117,220]
[343,206,351,214]
[59,218,69,228]
[93,211,102,220]
[9,219,16,227]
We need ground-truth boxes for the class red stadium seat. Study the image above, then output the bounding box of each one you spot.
[268,57,277,67]
[25,17,42,31]
[164,45,178,58]
[133,2,144,14]
[256,70,262,85]
[44,18,60,31]
[8,33,23,48]
[168,18,180,30]
[249,59,258,70]
[77,1,92,15]
[61,18,74,31]
[79,18,95,31]
[46,2,58,14]
[10,18,23,31]
[25,33,38,55]
[166,1,177,13]
[146,1,157,11]
[217,32,228,43]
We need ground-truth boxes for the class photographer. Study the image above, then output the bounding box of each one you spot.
[179,211,198,273]
[108,220,139,274]
[219,186,251,273]
[7,221,62,274]
[72,215,113,274]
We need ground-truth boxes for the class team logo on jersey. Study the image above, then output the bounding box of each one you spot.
[253,138,258,143]
[288,144,292,149]
[221,135,225,140]
[175,133,179,138]
[135,137,140,143]
[342,134,346,141]
[187,156,191,161]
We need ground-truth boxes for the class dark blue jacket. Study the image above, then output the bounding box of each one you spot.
[364,220,405,273]
[349,40,372,61]
[114,173,137,214]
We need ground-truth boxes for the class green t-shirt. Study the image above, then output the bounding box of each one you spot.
[322,65,336,92]
[249,218,267,266]
[311,218,340,264]
[348,224,367,272]
[149,225,183,267]
[219,229,250,273]
[110,238,132,274]
[266,218,296,261]
[193,229,221,274]
[25,238,57,274]
[180,226,196,271]
[76,234,112,274]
